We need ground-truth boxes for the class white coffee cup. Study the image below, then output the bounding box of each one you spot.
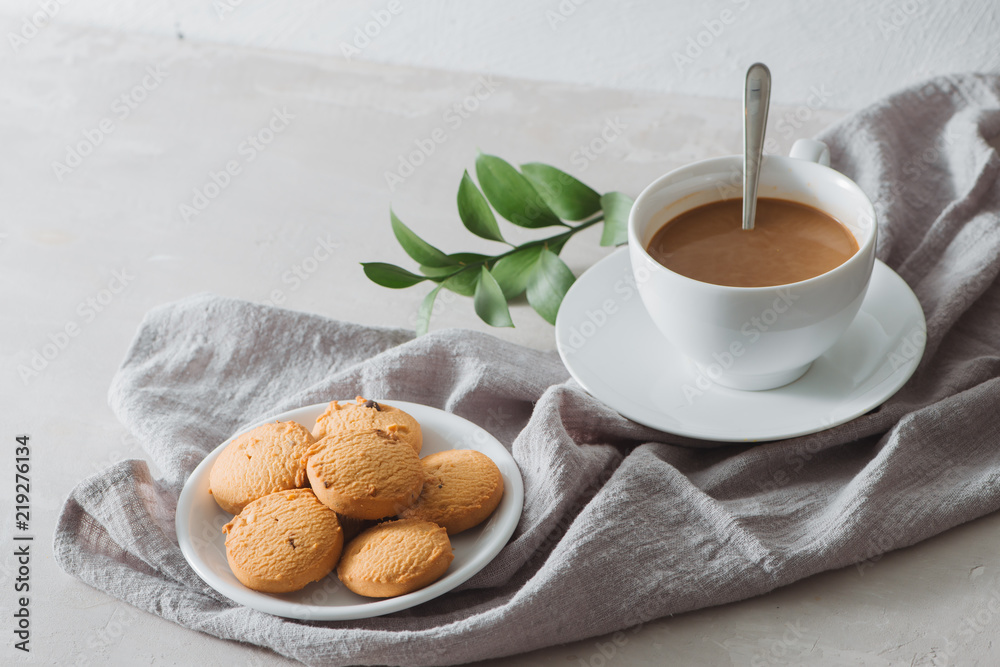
[627,139,877,391]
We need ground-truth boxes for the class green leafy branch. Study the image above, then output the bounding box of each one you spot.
[362,152,634,335]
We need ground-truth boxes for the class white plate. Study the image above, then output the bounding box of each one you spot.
[555,249,926,442]
[176,401,524,620]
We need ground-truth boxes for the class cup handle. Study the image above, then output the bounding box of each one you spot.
[789,138,831,167]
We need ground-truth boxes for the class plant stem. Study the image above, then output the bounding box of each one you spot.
[434,214,605,282]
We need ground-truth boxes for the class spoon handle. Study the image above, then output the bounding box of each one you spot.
[743,63,771,230]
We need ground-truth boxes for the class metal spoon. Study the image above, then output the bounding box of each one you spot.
[742,63,771,230]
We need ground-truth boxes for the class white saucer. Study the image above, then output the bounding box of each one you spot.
[555,249,926,442]
[176,401,523,620]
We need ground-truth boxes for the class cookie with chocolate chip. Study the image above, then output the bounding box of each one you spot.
[209,420,315,515]
[307,428,424,520]
[222,489,343,593]
[398,449,504,534]
[311,397,422,454]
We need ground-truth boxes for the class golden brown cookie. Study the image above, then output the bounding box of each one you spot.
[209,420,315,515]
[337,519,453,598]
[398,449,504,534]
[312,397,422,454]
[307,429,424,520]
[222,489,343,593]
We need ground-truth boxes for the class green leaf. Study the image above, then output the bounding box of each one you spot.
[547,235,570,255]
[473,266,514,327]
[457,171,505,242]
[447,252,491,264]
[442,266,481,296]
[599,192,633,247]
[419,265,458,278]
[490,245,543,299]
[416,284,443,336]
[391,210,455,268]
[419,252,490,279]
[475,153,564,228]
[526,249,575,325]
[362,262,428,289]
[520,163,601,221]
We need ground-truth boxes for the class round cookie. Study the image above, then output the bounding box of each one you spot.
[222,489,343,593]
[337,519,453,598]
[307,429,424,520]
[312,397,422,454]
[209,420,315,515]
[398,449,504,534]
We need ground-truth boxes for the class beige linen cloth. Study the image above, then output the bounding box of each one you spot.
[56,73,1000,665]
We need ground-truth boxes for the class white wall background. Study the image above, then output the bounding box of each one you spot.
[2,0,999,110]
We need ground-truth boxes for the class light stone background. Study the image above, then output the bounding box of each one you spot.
[3,2,1000,666]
